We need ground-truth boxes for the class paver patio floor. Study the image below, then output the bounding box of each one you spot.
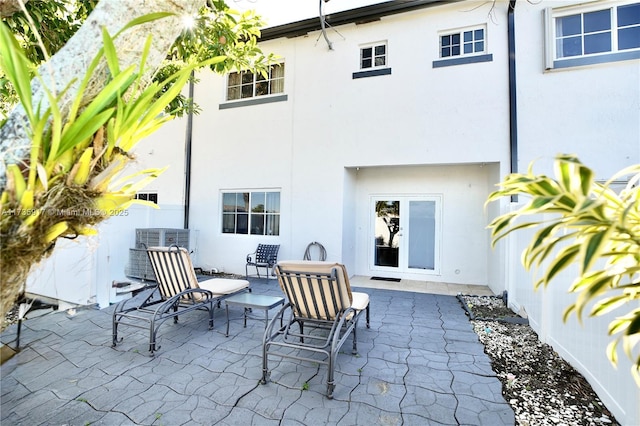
[1,277,514,425]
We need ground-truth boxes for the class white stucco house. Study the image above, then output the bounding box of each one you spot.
[24,0,639,423]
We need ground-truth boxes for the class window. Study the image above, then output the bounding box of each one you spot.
[353,42,392,79]
[547,2,640,68]
[226,63,285,101]
[135,192,158,204]
[440,27,485,58]
[433,25,492,68]
[360,43,387,69]
[222,191,280,236]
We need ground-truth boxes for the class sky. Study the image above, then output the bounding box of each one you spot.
[230,0,391,27]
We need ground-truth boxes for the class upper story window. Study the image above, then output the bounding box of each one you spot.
[222,191,280,236]
[440,26,486,58]
[546,2,640,69]
[360,42,387,69]
[353,41,392,79]
[432,25,492,68]
[226,63,284,101]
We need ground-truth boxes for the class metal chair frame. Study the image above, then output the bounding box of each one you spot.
[246,244,280,278]
[261,265,368,398]
[112,246,243,355]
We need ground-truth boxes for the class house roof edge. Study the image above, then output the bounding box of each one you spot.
[259,0,461,41]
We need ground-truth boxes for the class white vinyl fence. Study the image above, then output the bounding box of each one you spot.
[501,204,639,425]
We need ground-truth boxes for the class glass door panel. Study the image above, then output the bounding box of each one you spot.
[373,200,400,267]
[408,200,435,270]
[371,196,440,275]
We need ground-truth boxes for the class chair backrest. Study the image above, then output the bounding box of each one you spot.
[256,244,280,265]
[275,260,353,321]
[147,246,200,301]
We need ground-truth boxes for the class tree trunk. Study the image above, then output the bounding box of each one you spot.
[0,0,29,18]
[0,0,204,319]
[0,0,204,191]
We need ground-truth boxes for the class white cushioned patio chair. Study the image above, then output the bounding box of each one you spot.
[261,260,370,398]
[112,246,249,355]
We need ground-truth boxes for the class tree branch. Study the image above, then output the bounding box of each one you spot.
[0,0,205,191]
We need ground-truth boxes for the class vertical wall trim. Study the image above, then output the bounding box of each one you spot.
[508,0,519,202]
[184,72,195,229]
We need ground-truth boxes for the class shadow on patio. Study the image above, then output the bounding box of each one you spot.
[1,277,513,425]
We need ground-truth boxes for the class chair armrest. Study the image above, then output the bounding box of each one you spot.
[247,252,256,263]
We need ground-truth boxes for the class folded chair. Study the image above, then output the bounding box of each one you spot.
[246,244,280,278]
[261,260,370,398]
[112,246,249,355]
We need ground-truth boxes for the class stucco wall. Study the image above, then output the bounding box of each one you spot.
[503,1,640,424]
[185,2,511,276]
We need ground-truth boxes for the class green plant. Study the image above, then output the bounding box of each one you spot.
[487,154,640,384]
[0,1,276,119]
[0,1,277,321]
[301,382,309,391]
[0,15,223,318]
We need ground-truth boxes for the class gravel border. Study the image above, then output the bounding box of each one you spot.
[459,295,619,426]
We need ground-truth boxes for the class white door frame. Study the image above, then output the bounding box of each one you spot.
[369,194,442,277]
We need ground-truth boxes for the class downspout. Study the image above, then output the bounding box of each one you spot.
[508,0,518,202]
[183,71,195,229]
[504,0,519,312]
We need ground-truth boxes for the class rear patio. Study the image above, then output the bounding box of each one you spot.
[1,277,513,425]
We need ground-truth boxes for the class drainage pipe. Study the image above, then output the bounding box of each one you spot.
[183,72,195,229]
[508,0,518,185]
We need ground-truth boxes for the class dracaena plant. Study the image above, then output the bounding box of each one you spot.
[0,15,223,319]
[487,154,640,385]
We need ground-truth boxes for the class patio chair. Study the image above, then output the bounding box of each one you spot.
[246,244,280,278]
[112,245,250,355]
[261,260,370,398]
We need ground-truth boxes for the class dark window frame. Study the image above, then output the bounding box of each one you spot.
[222,191,280,236]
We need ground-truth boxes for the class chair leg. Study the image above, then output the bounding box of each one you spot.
[366,304,370,328]
[352,325,358,355]
[327,348,338,399]
[208,302,214,330]
[112,316,119,347]
[261,344,270,385]
[111,300,126,347]
[149,325,157,355]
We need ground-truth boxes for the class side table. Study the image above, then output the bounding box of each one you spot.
[225,293,285,337]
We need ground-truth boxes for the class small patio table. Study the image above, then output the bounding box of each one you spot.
[225,293,285,337]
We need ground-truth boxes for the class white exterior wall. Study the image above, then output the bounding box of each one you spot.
[352,164,499,284]
[515,0,639,178]
[188,2,511,285]
[502,1,640,424]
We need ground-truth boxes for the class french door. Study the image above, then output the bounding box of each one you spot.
[371,196,441,275]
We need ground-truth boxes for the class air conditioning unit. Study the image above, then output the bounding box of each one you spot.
[135,228,190,249]
[125,228,191,281]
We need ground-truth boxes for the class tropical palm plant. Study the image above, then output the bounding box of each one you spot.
[0,15,224,318]
[487,154,640,385]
